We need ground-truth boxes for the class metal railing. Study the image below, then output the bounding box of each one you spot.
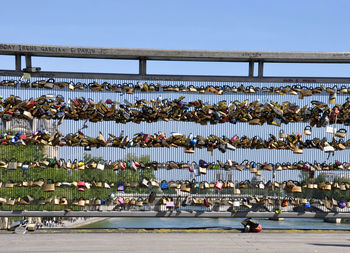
[0,44,350,218]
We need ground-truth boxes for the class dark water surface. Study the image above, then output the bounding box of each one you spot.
[82,218,350,230]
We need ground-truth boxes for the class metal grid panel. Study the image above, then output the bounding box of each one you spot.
[0,75,349,215]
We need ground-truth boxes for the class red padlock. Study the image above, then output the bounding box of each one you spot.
[204,199,211,207]
[144,134,151,143]
[19,135,26,140]
[77,181,85,188]
[26,100,35,109]
[221,117,229,122]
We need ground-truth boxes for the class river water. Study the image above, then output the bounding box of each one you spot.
[82,218,350,230]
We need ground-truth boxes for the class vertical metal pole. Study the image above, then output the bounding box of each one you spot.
[25,55,32,68]
[258,61,264,78]
[139,58,147,75]
[249,61,254,77]
[15,55,21,71]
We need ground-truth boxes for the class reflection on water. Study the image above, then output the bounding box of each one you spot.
[82,218,350,230]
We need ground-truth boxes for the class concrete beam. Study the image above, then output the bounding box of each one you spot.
[1,43,350,63]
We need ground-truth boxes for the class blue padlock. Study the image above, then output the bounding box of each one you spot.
[230,118,237,124]
[190,138,197,146]
[304,201,311,208]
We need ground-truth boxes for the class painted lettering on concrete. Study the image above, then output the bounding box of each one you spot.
[71,48,97,54]
[0,44,17,50]
[0,44,103,55]
[241,52,262,57]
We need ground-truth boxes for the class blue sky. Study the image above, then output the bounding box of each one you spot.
[1,0,350,76]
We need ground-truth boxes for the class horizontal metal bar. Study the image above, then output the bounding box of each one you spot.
[1,211,349,218]
[1,70,350,83]
[1,44,350,63]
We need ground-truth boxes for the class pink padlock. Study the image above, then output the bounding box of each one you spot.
[118,197,124,204]
[73,99,80,106]
[119,161,126,170]
[215,181,224,190]
[230,136,238,142]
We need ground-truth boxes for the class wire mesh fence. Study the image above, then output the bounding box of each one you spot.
[0,76,349,214]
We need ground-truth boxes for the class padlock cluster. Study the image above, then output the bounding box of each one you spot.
[1,76,350,214]
[1,79,350,99]
[1,95,349,126]
[1,156,350,211]
[0,130,348,154]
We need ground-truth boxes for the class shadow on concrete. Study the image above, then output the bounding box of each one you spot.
[310,243,350,247]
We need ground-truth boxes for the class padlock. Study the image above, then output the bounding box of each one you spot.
[304,126,312,135]
[329,91,336,104]
[215,180,224,190]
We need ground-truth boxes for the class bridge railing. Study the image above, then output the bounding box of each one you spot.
[0,44,350,217]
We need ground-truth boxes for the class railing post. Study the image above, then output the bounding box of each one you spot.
[139,58,147,75]
[25,55,32,68]
[15,55,21,71]
[249,61,254,77]
[258,61,264,78]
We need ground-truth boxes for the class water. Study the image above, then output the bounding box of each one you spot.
[82,218,350,230]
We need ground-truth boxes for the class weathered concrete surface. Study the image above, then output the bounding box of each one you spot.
[3,43,350,62]
[0,232,349,253]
